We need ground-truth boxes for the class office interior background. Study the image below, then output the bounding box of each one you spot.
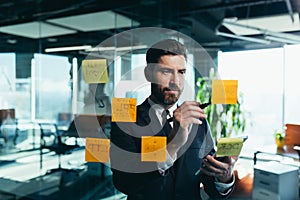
[0,0,300,199]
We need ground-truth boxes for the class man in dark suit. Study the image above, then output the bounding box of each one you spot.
[110,39,235,200]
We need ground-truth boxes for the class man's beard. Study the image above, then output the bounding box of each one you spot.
[151,83,182,105]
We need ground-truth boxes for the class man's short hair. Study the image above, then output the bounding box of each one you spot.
[146,39,187,64]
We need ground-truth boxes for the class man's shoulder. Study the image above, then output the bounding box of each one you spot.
[137,98,150,106]
[137,99,150,112]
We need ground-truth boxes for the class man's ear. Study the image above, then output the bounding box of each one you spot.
[144,65,153,82]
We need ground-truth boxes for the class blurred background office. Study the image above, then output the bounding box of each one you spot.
[0,0,300,199]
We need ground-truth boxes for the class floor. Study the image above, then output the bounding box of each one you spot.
[0,144,126,200]
[0,137,299,200]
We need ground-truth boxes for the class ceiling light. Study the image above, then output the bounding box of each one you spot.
[85,45,148,52]
[265,36,299,44]
[264,31,300,43]
[47,38,58,42]
[216,31,271,45]
[7,39,17,44]
[45,45,92,52]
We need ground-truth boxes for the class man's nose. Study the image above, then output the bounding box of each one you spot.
[169,72,180,85]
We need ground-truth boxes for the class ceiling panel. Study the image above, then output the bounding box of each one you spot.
[0,22,76,39]
[47,11,140,32]
[224,13,300,35]
[0,0,300,53]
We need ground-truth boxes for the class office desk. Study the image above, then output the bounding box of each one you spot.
[253,144,299,165]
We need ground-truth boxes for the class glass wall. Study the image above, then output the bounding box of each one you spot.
[218,45,300,153]
[0,53,73,122]
[34,53,72,121]
[284,44,300,124]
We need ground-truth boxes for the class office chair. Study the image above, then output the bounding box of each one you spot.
[71,114,111,138]
[0,109,19,148]
[57,112,73,131]
[285,123,300,146]
[285,123,300,160]
[39,123,80,174]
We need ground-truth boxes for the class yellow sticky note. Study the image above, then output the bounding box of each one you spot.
[141,136,167,162]
[212,80,238,104]
[82,59,108,83]
[112,98,136,122]
[216,137,243,157]
[85,138,110,163]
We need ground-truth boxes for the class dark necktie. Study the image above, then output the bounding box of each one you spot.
[162,109,176,179]
[162,110,172,136]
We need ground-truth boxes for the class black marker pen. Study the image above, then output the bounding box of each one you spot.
[167,102,211,123]
[199,102,211,109]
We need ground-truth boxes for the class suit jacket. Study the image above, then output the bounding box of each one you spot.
[110,99,234,200]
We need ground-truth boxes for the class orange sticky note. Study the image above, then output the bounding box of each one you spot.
[212,80,238,104]
[141,136,167,162]
[112,98,136,122]
[82,59,108,83]
[85,138,110,163]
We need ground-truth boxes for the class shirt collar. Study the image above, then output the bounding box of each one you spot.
[147,97,177,117]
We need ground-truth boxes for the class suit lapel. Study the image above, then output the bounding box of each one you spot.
[137,99,165,136]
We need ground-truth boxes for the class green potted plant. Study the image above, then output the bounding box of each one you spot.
[274,130,285,149]
[196,68,250,140]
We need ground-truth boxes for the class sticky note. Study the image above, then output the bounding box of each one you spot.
[85,138,110,163]
[141,136,167,162]
[112,98,136,122]
[216,137,243,157]
[82,59,108,83]
[212,80,238,104]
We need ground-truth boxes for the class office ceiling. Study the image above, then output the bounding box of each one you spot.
[1,0,300,57]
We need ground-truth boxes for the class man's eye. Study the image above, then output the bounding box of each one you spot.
[160,69,172,74]
[179,69,186,74]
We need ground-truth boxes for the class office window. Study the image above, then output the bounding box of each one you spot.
[284,44,300,124]
[34,54,72,121]
[218,48,284,151]
[0,53,31,120]
[0,53,16,93]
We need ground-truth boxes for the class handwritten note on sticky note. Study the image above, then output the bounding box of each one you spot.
[141,136,167,162]
[82,59,108,83]
[212,80,238,104]
[112,98,136,122]
[216,137,243,157]
[85,138,110,163]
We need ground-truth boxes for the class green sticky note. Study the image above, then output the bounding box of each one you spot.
[82,59,108,83]
[216,137,243,157]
